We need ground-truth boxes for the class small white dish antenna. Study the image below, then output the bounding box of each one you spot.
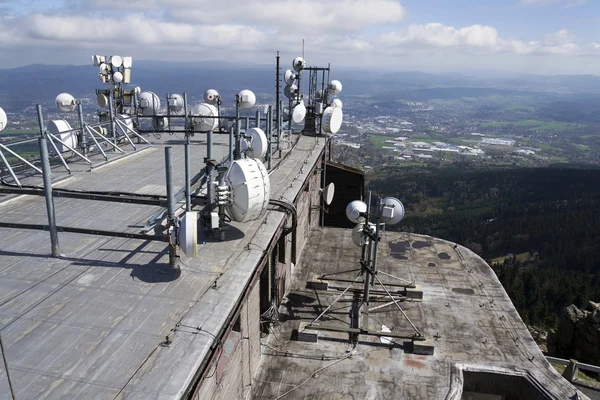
[346,200,367,223]
[47,120,78,153]
[204,89,220,105]
[110,55,122,68]
[152,116,169,130]
[381,197,405,226]
[178,211,198,257]
[133,86,141,94]
[0,107,7,132]
[122,56,132,68]
[352,222,374,247]
[321,182,335,205]
[284,69,297,85]
[92,55,105,66]
[328,80,343,95]
[284,84,298,99]
[238,90,256,109]
[168,94,184,113]
[193,103,219,131]
[293,57,306,72]
[322,107,343,134]
[55,93,76,113]
[138,91,161,116]
[292,102,306,124]
[99,63,109,72]
[243,127,268,159]
[97,93,108,108]
[226,158,270,223]
[331,98,343,109]
[112,71,123,83]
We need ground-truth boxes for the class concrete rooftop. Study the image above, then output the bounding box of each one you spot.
[252,228,587,400]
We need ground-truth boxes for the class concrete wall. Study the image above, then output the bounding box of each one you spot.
[192,148,325,400]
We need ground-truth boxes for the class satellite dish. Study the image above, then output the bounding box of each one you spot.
[204,89,220,105]
[133,86,141,94]
[47,120,77,153]
[112,71,123,83]
[178,211,198,257]
[55,93,76,112]
[110,55,122,68]
[284,69,296,85]
[97,93,108,108]
[352,222,375,247]
[321,183,335,205]
[328,80,343,95]
[138,91,161,116]
[238,90,256,109]
[292,102,306,124]
[122,56,132,68]
[331,98,343,109]
[284,84,298,99]
[152,116,169,130]
[381,197,405,226]
[193,103,219,131]
[293,57,306,72]
[243,127,268,159]
[0,107,7,132]
[168,94,184,113]
[346,200,367,223]
[226,158,270,223]
[99,63,109,72]
[322,107,343,134]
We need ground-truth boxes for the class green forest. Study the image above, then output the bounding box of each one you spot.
[368,165,600,328]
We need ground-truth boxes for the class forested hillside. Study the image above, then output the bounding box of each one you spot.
[368,166,600,327]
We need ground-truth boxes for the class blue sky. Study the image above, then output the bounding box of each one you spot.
[0,0,598,74]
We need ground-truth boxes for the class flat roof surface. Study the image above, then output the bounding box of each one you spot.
[0,134,325,399]
[252,228,587,399]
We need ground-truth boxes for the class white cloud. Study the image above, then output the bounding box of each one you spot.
[519,0,588,7]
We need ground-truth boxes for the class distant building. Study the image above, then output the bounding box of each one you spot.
[481,138,516,147]
[471,132,485,137]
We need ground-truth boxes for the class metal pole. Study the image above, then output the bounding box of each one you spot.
[267,105,273,169]
[371,202,381,285]
[39,137,60,257]
[184,137,191,212]
[235,96,241,160]
[108,89,117,147]
[0,331,16,400]
[76,101,86,156]
[165,147,178,269]
[255,110,261,129]
[320,138,327,228]
[207,130,214,204]
[245,117,250,132]
[278,100,283,156]
[229,127,234,163]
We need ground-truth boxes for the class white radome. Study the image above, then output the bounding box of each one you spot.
[238,90,256,109]
[55,93,76,112]
[226,158,270,223]
[346,200,367,223]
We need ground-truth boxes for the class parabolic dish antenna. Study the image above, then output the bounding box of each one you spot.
[204,89,220,105]
[152,116,169,130]
[193,103,219,131]
[292,102,306,124]
[178,211,198,257]
[352,222,375,247]
[321,182,335,205]
[328,80,343,95]
[112,71,123,83]
[331,98,343,109]
[55,93,76,112]
[381,197,405,226]
[243,127,268,159]
[226,158,270,223]
[284,84,298,99]
[122,56,132,68]
[238,90,256,109]
[133,86,141,94]
[168,94,184,113]
[92,55,105,66]
[284,69,296,85]
[322,107,343,134]
[0,107,7,132]
[293,57,306,72]
[346,200,367,223]
[97,93,108,108]
[110,55,122,68]
[47,120,77,153]
[99,63,109,72]
[138,91,161,116]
